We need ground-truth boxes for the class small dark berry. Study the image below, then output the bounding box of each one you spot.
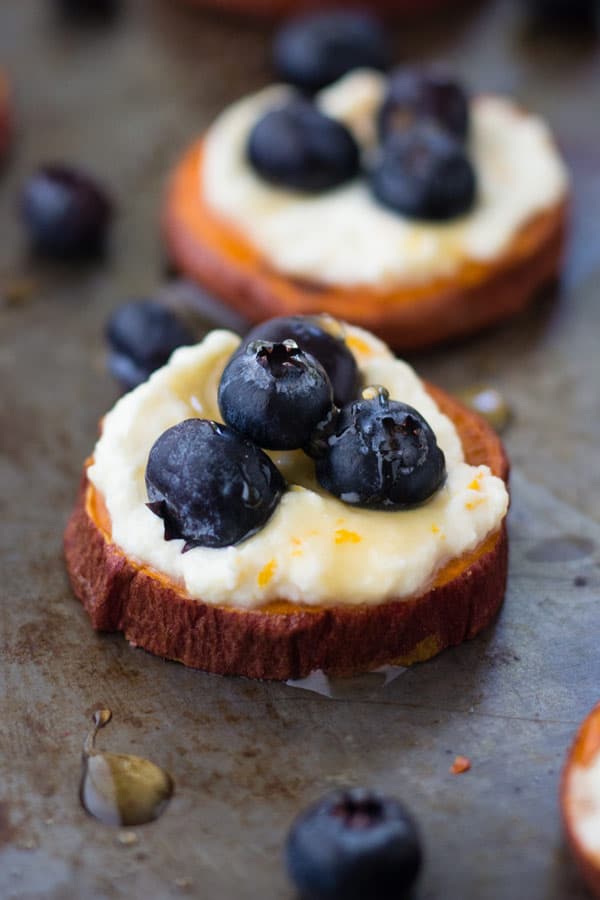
[247,100,360,193]
[240,315,359,407]
[369,122,476,221]
[21,164,112,258]
[219,339,334,450]
[315,386,446,509]
[106,300,195,391]
[379,66,470,142]
[285,788,422,900]
[524,0,598,25]
[273,10,391,94]
[146,419,285,550]
[54,0,120,21]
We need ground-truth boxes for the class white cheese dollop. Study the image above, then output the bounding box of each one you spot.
[88,325,509,609]
[201,70,568,289]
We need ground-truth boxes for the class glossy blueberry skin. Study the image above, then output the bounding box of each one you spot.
[315,387,446,510]
[145,419,285,550]
[55,0,120,20]
[273,10,390,94]
[219,339,334,451]
[240,316,359,408]
[21,164,112,258]
[525,0,598,22]
[285,788,422,900]
[379,67,470,142]
[247,100,360,193]
[369,122,476,221]
[106,300,195,391]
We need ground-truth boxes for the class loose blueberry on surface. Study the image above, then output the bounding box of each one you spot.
[54,0,120,20]
[524,0,598,24]
[218,339,334,451]
[240,316,359,408]
[285,788,422,900]
[273,10,390,94]
[369,122,476,221]
[106,300,195,391]
[247,100,360,193]
[21,164,112,258]
[314,386,446,510]
[379,67,470,142]
[146,419,285,550]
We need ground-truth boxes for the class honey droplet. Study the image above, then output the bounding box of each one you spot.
[80,708,174,827]
[458,386,511,433]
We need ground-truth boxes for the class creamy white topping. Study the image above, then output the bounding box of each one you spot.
[201,70,568,289]
[88,326,508,609]
[568,754,600,859]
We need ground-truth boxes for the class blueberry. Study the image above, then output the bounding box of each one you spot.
[21,164,112,258]
[146,419,285,550]
[106,300,195,391]
[273,10,390,94]
[285,788,422,900]
[379,67,470,142]
[54,0,120,20]
[247,100,360,193]
[314,386,446,510]
[219,339,334,451]
[369,122,476,221]
[524,0,598,24]
[240,316,359,408]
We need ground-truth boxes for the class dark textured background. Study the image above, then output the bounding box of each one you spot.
[1,1,600,897]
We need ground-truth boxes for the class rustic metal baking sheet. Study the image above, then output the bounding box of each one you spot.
[1,1,600,898]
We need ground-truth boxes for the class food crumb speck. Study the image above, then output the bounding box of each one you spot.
[450,755,471,775]
[116,831,138,846]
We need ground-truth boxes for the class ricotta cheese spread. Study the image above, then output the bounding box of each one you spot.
[88,325,509,609]
[201,70,568,289]
[568,755,600,859]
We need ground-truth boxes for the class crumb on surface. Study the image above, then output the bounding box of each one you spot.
[116,831,138,846]
[450,755,471,775]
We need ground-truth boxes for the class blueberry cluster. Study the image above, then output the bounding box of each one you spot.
[249,10,476,221]
[146,316,446,550]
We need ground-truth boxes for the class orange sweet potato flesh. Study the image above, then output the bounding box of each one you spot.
[561,703,600,897]
[163,140,567,352]
[64,382,509,680]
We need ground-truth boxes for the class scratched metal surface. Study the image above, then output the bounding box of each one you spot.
[1,1,600,898]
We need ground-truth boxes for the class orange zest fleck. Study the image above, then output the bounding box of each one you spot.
[468,476,482,491]
[258,559,277,588]
[334,529,361,545]
[465,496,485,510]
[345,335,372,357]
[431,524,440,534]
[450,755,471,775]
